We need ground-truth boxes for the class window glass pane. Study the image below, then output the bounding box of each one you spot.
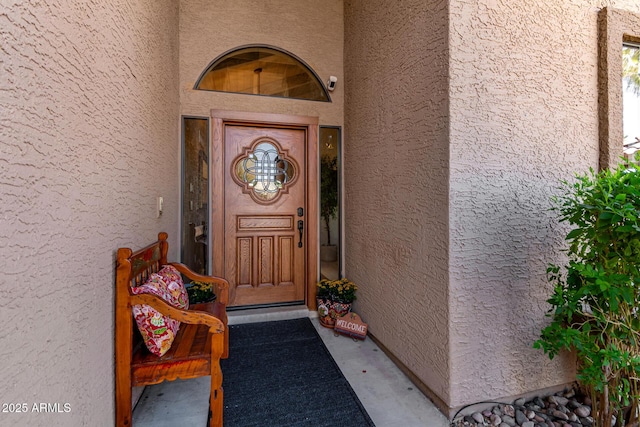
[196,46,329,102]
[182,118,209,275]
[234,140,295,201]
[623,44,640,160]
[320,127,341,280]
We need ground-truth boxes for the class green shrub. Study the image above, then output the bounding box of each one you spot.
[534,162,640,427]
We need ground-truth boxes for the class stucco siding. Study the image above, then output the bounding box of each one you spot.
[5,0,640,422]
[179,0,344,127]
[448,0,640,408]
[344,0,451,405]
[0,2,179,425]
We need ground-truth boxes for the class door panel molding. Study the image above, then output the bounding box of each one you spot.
[237,215,294,231]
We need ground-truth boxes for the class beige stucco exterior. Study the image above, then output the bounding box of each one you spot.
[345,0,640,415]
[179,0,344,127]
[1,1,180,425]
[449,0,640,410]
[3,0,640,424]
[344,0,452,406]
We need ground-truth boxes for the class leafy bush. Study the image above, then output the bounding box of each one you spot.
[535,163,640,427]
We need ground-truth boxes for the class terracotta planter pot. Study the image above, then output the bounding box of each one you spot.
[316,297,352,328]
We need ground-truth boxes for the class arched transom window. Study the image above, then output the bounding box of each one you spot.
[195,45,330,102]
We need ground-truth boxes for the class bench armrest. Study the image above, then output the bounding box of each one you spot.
[130,293,224,333]
[168,262,229,305]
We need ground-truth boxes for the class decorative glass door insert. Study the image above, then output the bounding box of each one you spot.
[233,139,297,203]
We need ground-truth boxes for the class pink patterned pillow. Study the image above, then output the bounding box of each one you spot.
[132,265,189,357]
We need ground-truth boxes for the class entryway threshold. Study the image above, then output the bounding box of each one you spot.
[227,305,315,325]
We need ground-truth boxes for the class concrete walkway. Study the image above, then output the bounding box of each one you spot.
[133,307,450,427]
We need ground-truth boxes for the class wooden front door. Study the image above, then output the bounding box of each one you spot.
[211,111,318,307]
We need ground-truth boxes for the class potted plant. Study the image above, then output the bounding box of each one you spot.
[316,278,357,328]
[534,161,640,427]
[320,154,339,262]
[186,280,216,304]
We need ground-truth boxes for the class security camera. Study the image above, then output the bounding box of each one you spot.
[327,76,337,91]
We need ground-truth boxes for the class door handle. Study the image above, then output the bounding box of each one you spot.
[297,220,304,248]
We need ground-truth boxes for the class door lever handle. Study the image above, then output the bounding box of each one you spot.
[297,220,304,248]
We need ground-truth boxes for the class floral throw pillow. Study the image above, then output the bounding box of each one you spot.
[131,265,189,357]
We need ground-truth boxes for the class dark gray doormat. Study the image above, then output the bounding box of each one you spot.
[219,318,376,427]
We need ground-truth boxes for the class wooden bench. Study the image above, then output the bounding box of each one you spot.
[115,232,229,426]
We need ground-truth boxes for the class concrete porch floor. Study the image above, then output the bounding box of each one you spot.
[132,307,449,427]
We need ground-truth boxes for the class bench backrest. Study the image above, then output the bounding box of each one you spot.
[117,232,169,291]
[114,232,171,365]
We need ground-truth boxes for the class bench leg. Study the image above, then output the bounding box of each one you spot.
[222,326,229,359]
[209,333,224,427]
[115,382,133,426]
[208,386,223,427]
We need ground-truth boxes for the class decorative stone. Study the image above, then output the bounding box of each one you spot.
[575,406,590,418]
[502,405,515,417]
[515,409,528,425]
[525,410,536,419]
[472,412,484,423]
[580,416,594,426]
[552,410,569,421]
[490,414,502,426]
[522,422,534,427]
[500,414,516,427]
[514,398,526,407]
[463,415,475,425]
[537,412,549,421]
[567,399,581,410]
[549,395,569,406]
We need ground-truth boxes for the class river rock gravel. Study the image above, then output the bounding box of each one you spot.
[450,387,597,427]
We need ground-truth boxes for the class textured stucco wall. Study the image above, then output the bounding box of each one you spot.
[344,0,452,405]
[345,0,640,414]
[0,2,179,425]
[448,0,640,408]
[179,0,344,127]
